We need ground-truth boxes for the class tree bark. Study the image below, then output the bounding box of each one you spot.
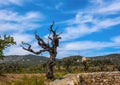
[46,53,56,79]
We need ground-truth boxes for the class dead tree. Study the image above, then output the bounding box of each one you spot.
[21,22,61,79]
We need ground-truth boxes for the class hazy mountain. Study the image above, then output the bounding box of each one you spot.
[0,54,49,66]
[57,54,120,65]
[0,53,120,66]
[91,54,120,64]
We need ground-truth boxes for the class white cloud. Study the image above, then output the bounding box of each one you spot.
[97,0,120,14]
[62,35,120,51]
[8,0,22,5]
[97,17,120,28]
[88,0,120,14]
[111,35,120,43]
[4,33,39,55]
[61,17,120,41]
[57,50,76,58]
[0,0,45,55]
[75,12,93,24]
[61,25,95,41]
[57,36,120,58]
[0,10,44,33]
[12,33,34,44]
[0,0,28,6]
[0,10,42,22]
[5,46,31,55]
[4,33,49,56]
[5,39,49,56]
[61,12,120,41]
[61,41,114,51]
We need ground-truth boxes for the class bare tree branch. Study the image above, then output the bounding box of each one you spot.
[57,32,62,36]
[21,42,48,55]
[50,21,56,35]
[48,36,52,41]
[35,33,50,49]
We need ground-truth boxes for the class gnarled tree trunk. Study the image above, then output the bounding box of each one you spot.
[21,22,61,79]
[46,58,55,79]
[46,46,57,79]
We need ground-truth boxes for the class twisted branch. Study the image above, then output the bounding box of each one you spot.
[35,33,50,49]
[21,42,48,55]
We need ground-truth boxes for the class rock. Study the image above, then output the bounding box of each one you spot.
[49,78,75,85]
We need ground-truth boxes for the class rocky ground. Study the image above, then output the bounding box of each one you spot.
[49,71,120,85]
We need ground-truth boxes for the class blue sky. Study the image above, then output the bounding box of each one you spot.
[0,0,120,58]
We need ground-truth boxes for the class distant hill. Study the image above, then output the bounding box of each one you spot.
[62,55,83,61]
[0,53,120,67]
[57,54,120,66]
[91,54,120,65]
[0,54,49,66]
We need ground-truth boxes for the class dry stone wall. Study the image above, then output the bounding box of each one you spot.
[49,72,120,85]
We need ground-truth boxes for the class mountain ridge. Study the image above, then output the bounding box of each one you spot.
[0,53,120,66]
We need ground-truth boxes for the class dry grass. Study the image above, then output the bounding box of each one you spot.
[0,73,44,83]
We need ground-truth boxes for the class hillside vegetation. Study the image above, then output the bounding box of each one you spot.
[0,54,120,73]
[1,53,120,66]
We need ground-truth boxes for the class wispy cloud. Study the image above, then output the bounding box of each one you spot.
[0,10,44,33]
[60,0,120,41]
[5,46,31,55]
[96,0,120,14]
[5,33,36,55]
[111,35,120,43]
[0,8,45,56]
[13,33,34,44]
[61,16,120,41]
[62,41,118,51]
[61,24,94,41]
[58,35,120,57]
[0,0,30,6]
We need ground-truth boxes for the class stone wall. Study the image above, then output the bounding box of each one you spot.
[49,72,120,85]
